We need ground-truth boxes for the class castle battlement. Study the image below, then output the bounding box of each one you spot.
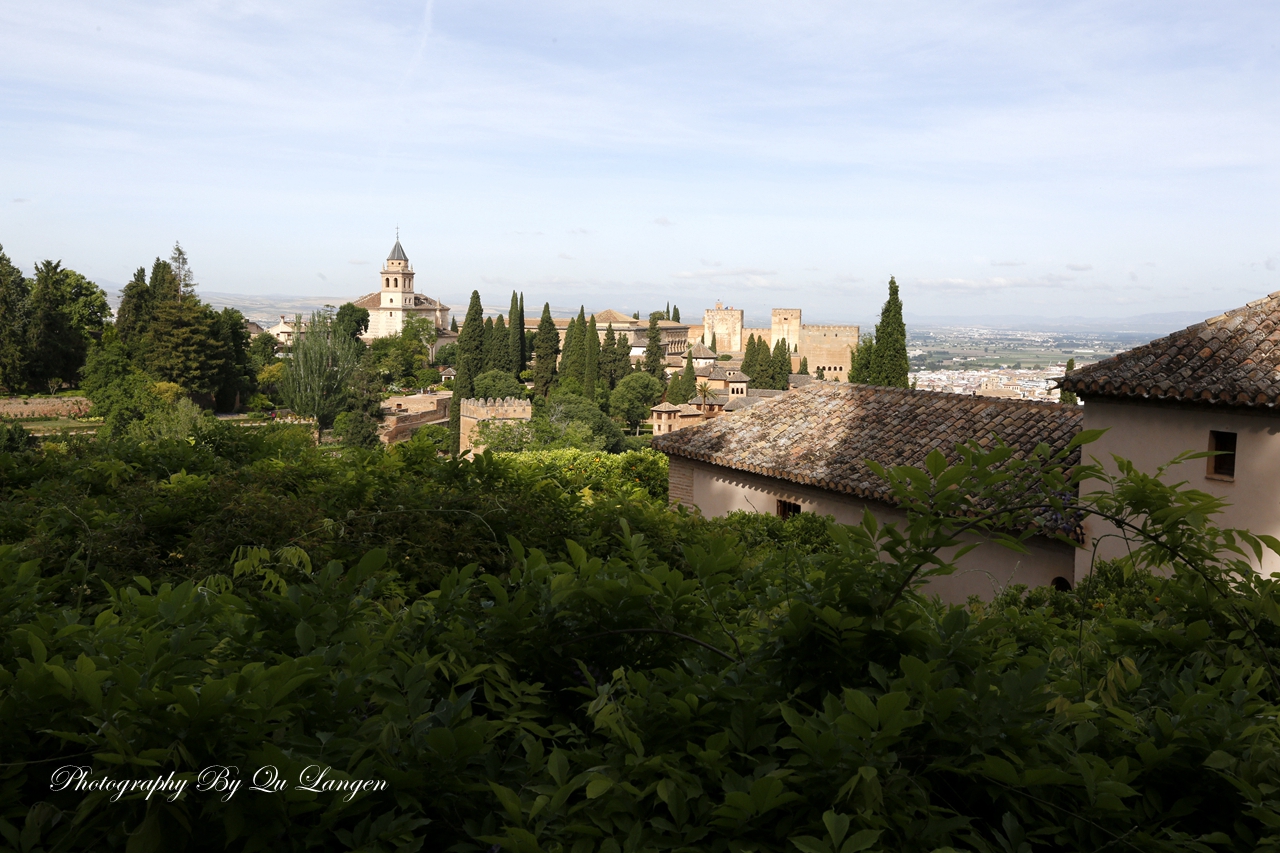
[459,397,533,420]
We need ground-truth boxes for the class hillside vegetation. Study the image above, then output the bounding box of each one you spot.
[1,422,1279,852]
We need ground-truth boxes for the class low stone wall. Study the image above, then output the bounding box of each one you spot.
[0,396,91,419]
[380,399,450,444]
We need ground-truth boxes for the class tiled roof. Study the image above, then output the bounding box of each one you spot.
[388,240,408,261]
[1060,292,1280,408]
[651,401,681,413]
[707,366,731,381]
[593,309,636,325]
[652,383,1082,504]
[689,342,715,358]
[352,292,382,310]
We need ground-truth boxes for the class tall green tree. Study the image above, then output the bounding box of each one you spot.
[611,327,633,384]
[601,325,620,388]
[450,291,487,452]
[487,314,513,373]
[671,305,680,323]
[115,267,151,345]
[25,261,86,393]
[170,241,197,298]
[741,334,763,386]
[212,307,255,412]
[770,338,792,390]
[508,292,524,376]
[532,302,560,399]
[1060,358,1078,406]
[560,310,586,384]
[450,316,458,333]
[517,293,527,373]
[849,333,875,383]
[866,276,909,388]
[62,270,111,341]
[139,298,228,400]
[669,348,695,404]
[333,303,370,341]
[0,246,28,391]
[482,317,495,368]
[582,315,599,396]
[709,331,716,353]
[609,371,665,434]
[642,312,666,378]
[798,356,809,376]
[279,310,362,442]
[664,302,670,320]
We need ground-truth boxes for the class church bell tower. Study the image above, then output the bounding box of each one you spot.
[381,233,415,310]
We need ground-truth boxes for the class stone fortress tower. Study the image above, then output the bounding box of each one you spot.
[700,303,859,379]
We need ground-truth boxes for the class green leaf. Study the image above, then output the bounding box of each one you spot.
[585,776,614,799]
[790,836,830,853]
[841,830,882,853]
[295,621,316,653]
[1203,751,1235,770]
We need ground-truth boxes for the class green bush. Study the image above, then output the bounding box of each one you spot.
[1,435,1279,851]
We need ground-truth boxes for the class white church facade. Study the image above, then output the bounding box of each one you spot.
[353,239,451,342]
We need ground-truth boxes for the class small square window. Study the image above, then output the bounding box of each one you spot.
[776,499,801,519]
[1208,430,1237,480]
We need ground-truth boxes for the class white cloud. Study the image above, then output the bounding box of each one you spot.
[317,272,327,281]
[1066,263,1093,271]
[11,198,27,203]
[672,267,776,279]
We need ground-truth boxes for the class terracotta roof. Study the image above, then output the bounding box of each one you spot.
[352,292,382,310]
[689,342,715,358]
[651,401,681,413]
[652,383,1082,504]
[593,309,636,325]
[1060,292,1280,408]
[707,366,731,381]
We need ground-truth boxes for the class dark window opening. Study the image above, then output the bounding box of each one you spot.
[776,499,801,519]
[1050,576,1072,593]
[1209,430,1237,479]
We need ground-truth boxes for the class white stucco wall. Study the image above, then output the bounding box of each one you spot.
[670,456,1075,604]
[1075,399,1280,580]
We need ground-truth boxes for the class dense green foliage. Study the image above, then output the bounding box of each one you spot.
[0,245,111,394]
[642,313,666,379]
[1060,358,1078,406]
[1,426,1279,851]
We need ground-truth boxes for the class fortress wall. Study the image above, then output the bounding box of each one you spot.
[459,397,533,453]
[798,325,859,380]
[702,306,744,353]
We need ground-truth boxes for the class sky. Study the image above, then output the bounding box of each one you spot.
[2,1,1278,326]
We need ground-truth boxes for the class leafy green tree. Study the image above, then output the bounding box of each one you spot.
[709,330,716,353]
[450,316,458,332]
[24,261,86,393]
[0,246,28,392]
[582,315,599,396]
[169,241,197,298]
[114,267,151,345]
[279,310,362,441]
[450,291,487,452]
[611,371,664,433]
[607,325,633,386]
[334,303,370,341]
[671,304,680,322]
[80,327,162,436]
[741,334,765,387]
[849,332,875,383]
[866,276,909,387]
[532,303,560,399]
[472,369,524,400]
[798,356,809,375]
[138,298,228,401]
[642,312,665,378]
[601,325,620,388]
[62,269,111,341]
[482,317,495,367]
[1060,357,1078,405]
[332,410,380,448]
[210,308,256,411]
[433,342,458,366]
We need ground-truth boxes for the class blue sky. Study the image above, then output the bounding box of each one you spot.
[2,1,1278,325]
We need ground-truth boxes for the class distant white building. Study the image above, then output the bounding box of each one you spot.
[352,239,450,342]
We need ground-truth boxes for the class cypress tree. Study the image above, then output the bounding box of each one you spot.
[24,261,85,394]
[669,348,695,404]
[561,306,588,384]
[582,315,599,396]
[741,334,760,386]
[518,294,527,372]
[633,311,640,320]
[642,312,666,378]
[710,331,717,353]
[672,305,680,322]
[1060,358,1078,406]
[482,317,495,370]
[115,267,151,346]
[449,290,486,453]
[665,302,670,321]
[617,328,636,378]
[532,302,559,398]
[450,316,458,333]
[850,333,875,384]
[798,356,809,375]
[508,291,523,376]
[771,338,791,390]
[487,314,512,372]
[866,276,909,388]
[601,325,618,388]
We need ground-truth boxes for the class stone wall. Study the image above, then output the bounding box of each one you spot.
[379,396,450,444]
[702,303,744,353]
[798,324,859,380]
[459,397,533,453]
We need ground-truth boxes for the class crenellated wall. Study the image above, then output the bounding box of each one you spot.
[459,397,533,453]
